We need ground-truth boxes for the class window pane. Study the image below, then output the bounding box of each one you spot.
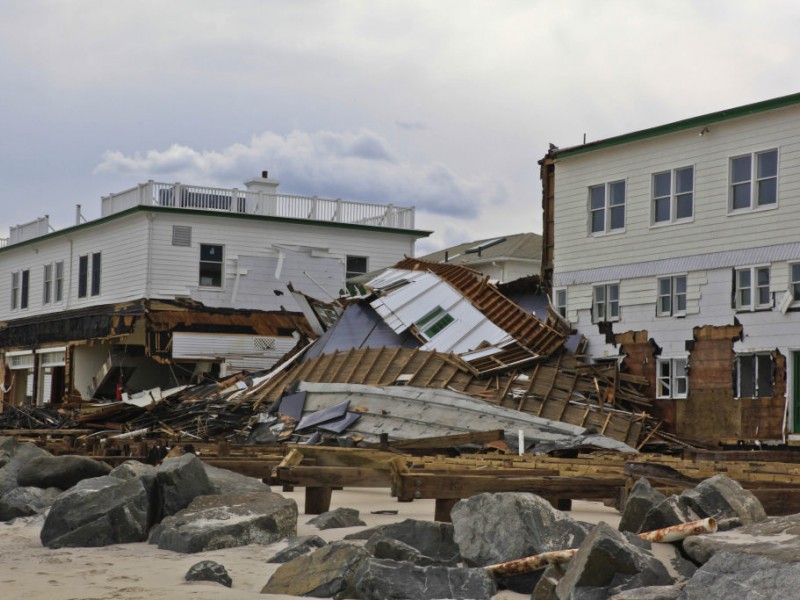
[675,276,687,294]
[794,282,800,301]
[738,269,751,288]
[757,150,777,178]
[675,167,693,193]
[78,255,88,298]
[608,284,619,302]
[654,197,670,222]
[757,178,776,206]
[757,267,770,286]
[732,182,751,209]
[200,244,223,262]
[731,156,751,183]
[757,355,773,396]
[91,253,101,296]
[609,181,625,205]
[653,172,670,198]
[793,264,800,283]
[591,210,605,233]
[660,296,671,314]
[676,193,693,219]
[659,278,671,296]
[590,186,605,209]
[610,205,625,230]
[739,355,755,397]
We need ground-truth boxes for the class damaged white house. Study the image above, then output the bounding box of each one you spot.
[0,173,429,406]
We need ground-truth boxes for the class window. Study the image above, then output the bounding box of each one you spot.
[78,253,101,298]
[43,264,52,304]
[735,266,771,311]
[346,255,368,279]
[656,275,687,317]
[657,358,688,399]
[730,149,778,211]
[589,180,625,234]
[735,353,773,398]
[55,261,64,302]
[19,270,29,309]
[791,263,800,302]
[592,283,619,322]
[11,271,19,310]
[199,244,224,287]
[653,166,693,224]
[554,288,567,318]
[415,306,455,340]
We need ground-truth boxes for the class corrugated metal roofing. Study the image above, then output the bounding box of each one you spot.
[419,232,543,264]
[554,241,800,287]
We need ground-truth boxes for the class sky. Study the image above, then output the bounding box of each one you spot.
[1,0,799,254]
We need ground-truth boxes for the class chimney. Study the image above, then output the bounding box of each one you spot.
[245,171,280,195]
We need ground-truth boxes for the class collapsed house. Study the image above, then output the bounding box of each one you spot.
[0,173,429,407]
[540,91,800,446]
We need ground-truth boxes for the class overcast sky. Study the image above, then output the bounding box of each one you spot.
[1,1,798,253]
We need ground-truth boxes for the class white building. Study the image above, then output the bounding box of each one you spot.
[0,173,428,406]
[540,93,800,445]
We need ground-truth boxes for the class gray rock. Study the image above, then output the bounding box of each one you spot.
[307,506,366,530]
[639,495,700,533]
[185,560,232,588]
[354,557,497,600]
[267,535,327,563]
[155,454,215,519]
[150,491,296,553]
[262,541,370,598]
[531,562,567,600]
[451,492,591,566]
[202,462,270,495]
[0,442,51,496]
[680,474,766,528]
[619,478,666,533]
[17,455,112,490]
[677,552,800,600]
[0,486,62,521]
[610,584,684,599]
[40,475,154,548]
[366,519,460,566]
[555,522,674,599]
[682,512,800,565]
[0,436,18,467]
[109,460,157,481]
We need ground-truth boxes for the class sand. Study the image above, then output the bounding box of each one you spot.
[0,488,622,600]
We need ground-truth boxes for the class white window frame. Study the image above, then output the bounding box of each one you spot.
[554,288,567,319]
[592,282,620,323]
[735,352,774,398]
[729,149,778,213]
[656,275,687,317]
[652,166,694,225]
[54,261,64,303]
[656,357,689,399]
[199,243,225,288]
[10,271,20,310]
[43,263,52,305]
[791,263,800,305]
[735,266,771,311]
[589,180,626,235]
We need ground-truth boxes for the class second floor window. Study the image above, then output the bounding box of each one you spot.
[589,181,625,234]
[653,166,693,224]
[55,261,64,302]
[657,275,687,317]
[592,283,619,322]
[554,288,567,319]
[735,266,770,311]
[78,253,102,298]
[730,149,778,211]
[43,264,52,304]
[10,270,28,310]
[199,244,224,287]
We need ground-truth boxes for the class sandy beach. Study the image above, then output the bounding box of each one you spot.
[1,488,621,600]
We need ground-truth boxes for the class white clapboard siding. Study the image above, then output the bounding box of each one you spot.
[172,332,297,372]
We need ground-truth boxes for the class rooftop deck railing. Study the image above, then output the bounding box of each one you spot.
[0,238,7,248]
[100,181,416,230]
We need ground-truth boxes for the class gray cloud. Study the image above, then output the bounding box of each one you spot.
[396,120,429,132]
[94,130,505,219]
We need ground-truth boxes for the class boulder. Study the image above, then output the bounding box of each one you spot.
[0,436,18,467]
[639,495,700,533]
[619,478,666,533]
[354,558,497,600]
[155,454,215,519]
[109,460,157,481]
[17,455,111,490]
[202,462,270,495]
[307,506,366,530]
[40,475,154,548]
[266,535,327,563]
[678,551,800,600]
[0,486,62,521]
[150,491,296,553]
[532,562,567,600]
[680,474,766,528]
[451,492,591,566]
[609,584,684,599]
[185,560,232,588]
[682,512,800,565]
[0,442,51,496]
[554,522,673,599]
[261,541,370,598]
[367,519,460,566]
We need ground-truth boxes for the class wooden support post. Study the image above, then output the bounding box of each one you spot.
[435,498,459,522]
[305,487,333,515]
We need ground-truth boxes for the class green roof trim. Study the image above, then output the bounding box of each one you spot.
[0,205,430,254]
[554,91,800,159]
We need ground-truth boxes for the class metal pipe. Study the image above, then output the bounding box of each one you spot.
[637,517,717,543]
[484,549,577,577]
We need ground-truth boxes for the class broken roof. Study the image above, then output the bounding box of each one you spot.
[418,232,543,266]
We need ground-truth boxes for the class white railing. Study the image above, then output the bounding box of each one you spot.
[9,216,50,245]
[0,238,7,248]
[101,181,415,230]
